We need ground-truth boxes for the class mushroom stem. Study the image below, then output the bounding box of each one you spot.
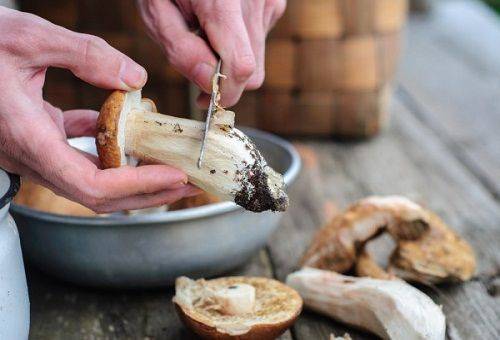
[110,91,288,212]
[287,267,446,340]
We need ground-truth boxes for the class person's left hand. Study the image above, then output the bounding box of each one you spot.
[138,0,286,107]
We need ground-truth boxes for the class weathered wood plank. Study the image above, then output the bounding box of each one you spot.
[267,96,500,339]
[27,249,293,340]
[398,0,500,198]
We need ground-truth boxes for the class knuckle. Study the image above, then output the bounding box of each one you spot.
[165,37,194,70]
[0,13,42,56]
[81,188,107,210]
[76,34,115,71]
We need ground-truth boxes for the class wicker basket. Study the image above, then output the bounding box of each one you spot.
[233,0,408,138]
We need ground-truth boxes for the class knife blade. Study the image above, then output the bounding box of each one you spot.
[197,59,223,169]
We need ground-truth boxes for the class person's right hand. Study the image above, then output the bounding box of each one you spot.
[0,6,199,213]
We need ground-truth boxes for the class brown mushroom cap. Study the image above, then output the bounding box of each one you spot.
[96,90,148,169]
[96,90,127,169]
[173,276,303,340]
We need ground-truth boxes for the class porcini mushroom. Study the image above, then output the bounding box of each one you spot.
[301,196,476,284]
[96,90,289,212]
[287,267,446,340]
[173,276,302,340]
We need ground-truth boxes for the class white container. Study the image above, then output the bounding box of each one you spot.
[0,170,29,339]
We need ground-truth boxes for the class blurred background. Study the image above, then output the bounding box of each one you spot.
[16,0,413,138]
[13,0,500,138]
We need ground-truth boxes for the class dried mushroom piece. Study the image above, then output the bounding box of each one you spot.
[287,267,446,340]
[302,196,476,284]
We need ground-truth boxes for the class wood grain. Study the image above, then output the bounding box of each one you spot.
[398,0,500,199]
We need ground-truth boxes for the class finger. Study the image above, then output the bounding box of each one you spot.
[90,164,188,197]
[139,0,217,93]
[242,1,266,90]
[264,0,287,32]
[195,1,257,106]
[26,138,187,206]
[63,109,98,137]
[95,185,202,213]
[31,19,147,90]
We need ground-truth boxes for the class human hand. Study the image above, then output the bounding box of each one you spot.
[137,0,286,107]
[0,6,199,213]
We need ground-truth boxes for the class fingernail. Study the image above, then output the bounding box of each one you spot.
[169,177,189,189]
[120,60,147,89]
[192,62,214,92]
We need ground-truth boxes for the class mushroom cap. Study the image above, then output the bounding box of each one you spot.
[173,276,303,340]
[96,90,143,168]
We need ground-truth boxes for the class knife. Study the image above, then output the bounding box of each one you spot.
[197,59,223,169]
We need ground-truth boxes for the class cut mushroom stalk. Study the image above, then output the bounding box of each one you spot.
[96,90,289,212]
[287,267,446,340]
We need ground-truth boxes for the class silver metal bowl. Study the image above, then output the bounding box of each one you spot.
[10,128,300,288]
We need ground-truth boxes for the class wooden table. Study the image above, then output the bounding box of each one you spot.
[27,1,500,339]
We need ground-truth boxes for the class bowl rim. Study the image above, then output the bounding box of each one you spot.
[10,128,301,226]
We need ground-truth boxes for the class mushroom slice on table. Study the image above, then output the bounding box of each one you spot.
[301,195,476,284]
[96,90,289,212]
[287,267,446,340]
[173,276,302,340]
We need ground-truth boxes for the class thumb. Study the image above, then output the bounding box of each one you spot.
[33,21,147,90]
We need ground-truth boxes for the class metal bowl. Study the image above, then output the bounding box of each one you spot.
[11,128,300,288]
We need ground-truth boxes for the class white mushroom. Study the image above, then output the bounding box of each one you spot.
[286,267,446,340]
[96,90,288,212]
